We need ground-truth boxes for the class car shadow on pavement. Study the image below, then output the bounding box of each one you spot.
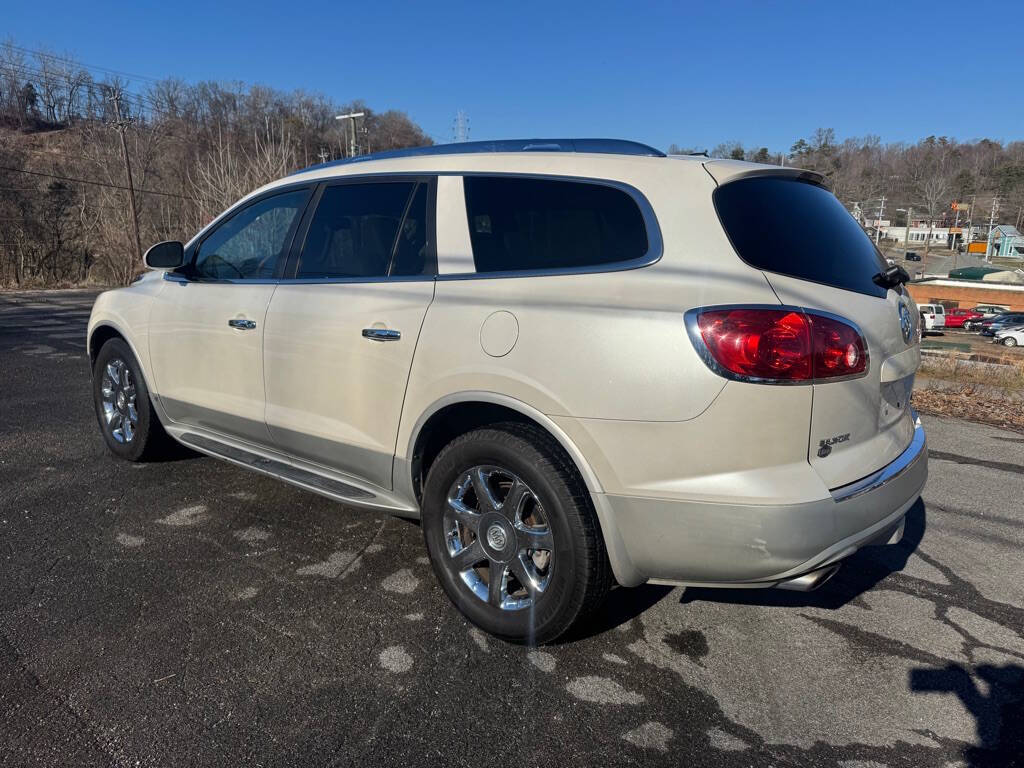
[556,584,676,644]
[678,497,927,611]
[909,663,1024,767]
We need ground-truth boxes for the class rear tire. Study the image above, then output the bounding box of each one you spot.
[421,422,611,644]
[92,338,174,461]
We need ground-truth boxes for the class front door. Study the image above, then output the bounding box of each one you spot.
[149,186,311,445]
[263,178,436,489]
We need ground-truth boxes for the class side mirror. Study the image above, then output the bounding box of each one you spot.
[143,241,185,269]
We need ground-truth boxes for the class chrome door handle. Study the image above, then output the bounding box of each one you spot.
[228,318,257,330]
[362,328,401,341]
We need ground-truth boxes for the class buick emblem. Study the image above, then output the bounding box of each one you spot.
[486,524,508,551]
[899,303,913,344]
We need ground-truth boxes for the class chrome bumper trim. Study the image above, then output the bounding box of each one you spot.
[830,411,926,503]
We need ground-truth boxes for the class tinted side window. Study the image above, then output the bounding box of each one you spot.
[713,176,888,298]
[390,183,434,276]
[195,190,308,280]
[297,182,426,279]
[463,177,647,273]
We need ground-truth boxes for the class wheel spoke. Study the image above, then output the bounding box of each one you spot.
[106,362,119,383]
[471,468,499,512]
[123,418,134,442]
[488,562,506,606]
[450,539,485,572]
[446,497,482,533]
[502,478,531,518]
[511,555,543,597]
[517,525,553,552]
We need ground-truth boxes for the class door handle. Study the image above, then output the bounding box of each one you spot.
[228,318,257,330]
[362,328,401,341]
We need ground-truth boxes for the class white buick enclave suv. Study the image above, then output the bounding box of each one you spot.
[88,139,928,643]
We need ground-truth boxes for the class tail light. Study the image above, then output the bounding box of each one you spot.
[688,307,867,383]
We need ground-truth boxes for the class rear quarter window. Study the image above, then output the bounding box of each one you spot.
[713,176,888,299]
[463,176,648,273]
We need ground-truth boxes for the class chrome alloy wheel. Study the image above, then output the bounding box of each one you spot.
[444,466,554,611]
[100,358,138,443]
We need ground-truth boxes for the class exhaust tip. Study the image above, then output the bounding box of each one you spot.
[776,564,841,592]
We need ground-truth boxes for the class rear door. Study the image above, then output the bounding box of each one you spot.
[262,177,436,490]
[709,169,919,489]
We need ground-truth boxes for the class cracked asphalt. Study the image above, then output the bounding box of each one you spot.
[1,289,1022,767]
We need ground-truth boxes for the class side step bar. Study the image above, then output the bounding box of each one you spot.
[179,431,387,505]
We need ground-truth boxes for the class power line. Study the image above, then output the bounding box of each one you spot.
[0,60,181,122]
[2,42,165,86]
[0,165,198,200]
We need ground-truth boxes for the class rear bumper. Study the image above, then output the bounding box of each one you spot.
[595,414,928,588]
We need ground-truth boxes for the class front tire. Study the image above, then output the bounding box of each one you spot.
[92,338,173,461]
[422,423,611,644]
[1002,337,1018,347]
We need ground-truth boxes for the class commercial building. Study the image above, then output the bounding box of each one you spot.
[906,277,1024,311]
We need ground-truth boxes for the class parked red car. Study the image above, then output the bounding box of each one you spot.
[944,308,984,329]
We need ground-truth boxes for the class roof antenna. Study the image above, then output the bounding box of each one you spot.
[688,150,709,158]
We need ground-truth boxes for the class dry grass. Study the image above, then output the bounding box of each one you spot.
[913,385,1024,432]
[918,350,1024,391]
[913,347,1024,431]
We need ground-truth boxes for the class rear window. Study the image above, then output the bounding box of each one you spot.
[713,176,888,298]
[463,176,648,273]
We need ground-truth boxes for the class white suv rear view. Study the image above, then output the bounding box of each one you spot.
[88,139,928,643]
[918,303,946,332]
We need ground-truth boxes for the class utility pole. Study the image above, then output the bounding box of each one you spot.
[108,89,142,264]
[874,195,886,245]
[986,196,999,261]
[903,206,913,250]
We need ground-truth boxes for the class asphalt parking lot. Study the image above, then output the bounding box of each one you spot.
[1,290,1022,767]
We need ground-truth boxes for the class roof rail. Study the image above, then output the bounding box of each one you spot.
[292,138,666,175]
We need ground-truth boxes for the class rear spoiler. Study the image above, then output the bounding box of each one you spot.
[702,159,826,188]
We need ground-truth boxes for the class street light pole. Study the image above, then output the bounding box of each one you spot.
[335,111,366,158]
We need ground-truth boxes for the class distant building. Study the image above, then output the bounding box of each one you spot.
[882,225,950,245]
[990,225,1024,259]
[906,277,1024,312]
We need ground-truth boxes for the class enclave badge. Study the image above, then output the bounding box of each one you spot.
[817,433,850,458]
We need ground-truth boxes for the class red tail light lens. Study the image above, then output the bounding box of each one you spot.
[693,308,866,383]
[809,313,867,378]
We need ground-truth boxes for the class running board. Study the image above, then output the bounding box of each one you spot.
[178,431,414,512]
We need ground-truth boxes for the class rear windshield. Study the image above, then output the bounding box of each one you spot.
[713,176,888,298]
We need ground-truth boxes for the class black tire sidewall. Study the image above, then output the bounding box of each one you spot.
[92,338,154,461]
[422,429,587,644]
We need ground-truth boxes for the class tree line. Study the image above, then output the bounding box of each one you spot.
[3,39,1023,288]
[0,41,432,287]
[672,129,1024,254]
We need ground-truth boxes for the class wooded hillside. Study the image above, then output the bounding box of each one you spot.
[0,41,432,287]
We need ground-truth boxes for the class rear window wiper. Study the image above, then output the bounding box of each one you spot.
[872,265,910,289]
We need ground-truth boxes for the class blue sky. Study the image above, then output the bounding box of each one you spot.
[5,0,1022,152]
